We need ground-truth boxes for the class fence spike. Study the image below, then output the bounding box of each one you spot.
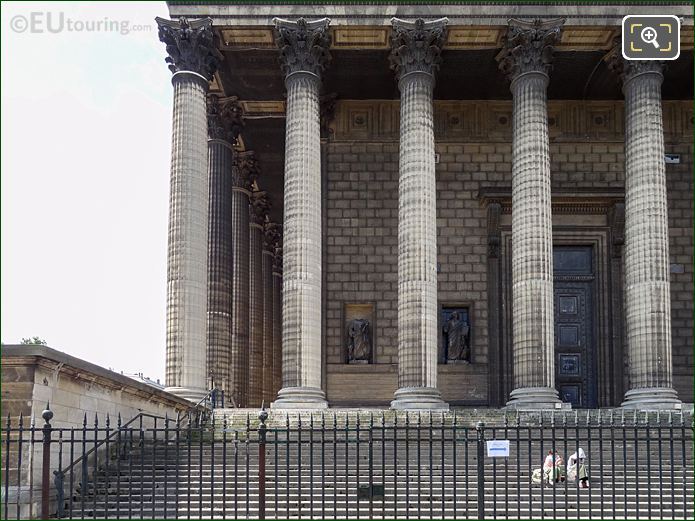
[105,414,110,429]
[118,412,122,428]
[5,413,10,429]
[94,412,99,427]
[83,412,88,427]
[18,411,23,428]
[30,415,36,428]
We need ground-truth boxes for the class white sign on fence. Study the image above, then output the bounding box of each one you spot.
[486,439,510,458]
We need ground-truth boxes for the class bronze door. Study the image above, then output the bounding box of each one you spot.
[553,246,597,408]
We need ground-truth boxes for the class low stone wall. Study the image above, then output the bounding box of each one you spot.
[1,345,192,519]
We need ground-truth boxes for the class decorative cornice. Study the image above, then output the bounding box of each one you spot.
[233,151,259,191]
[496,18,564,82]
[155,17,222,81]
[250,191,272,226]
[389,17,449,81]
[273,17,332,79]
[207,94,244,143]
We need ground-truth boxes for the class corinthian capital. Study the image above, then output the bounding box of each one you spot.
[389,18,448,81]
[250,191,272,226]
[496,18,564,82]
[264,222,281,252]
[207,94,244,143]
[156,17,222,81]
[607,46,665,86]
[233,151,259,191]
[273,18,331,79]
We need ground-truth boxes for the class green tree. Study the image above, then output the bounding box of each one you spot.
[20,337,47,345]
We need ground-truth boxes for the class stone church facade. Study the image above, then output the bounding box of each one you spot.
[157,2,694,410]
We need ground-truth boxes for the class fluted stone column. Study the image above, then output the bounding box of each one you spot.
[156,17,221,402]
[610,57,681,410]
[497,18,564,409]
[229,151,257,407]
[263,223,281,404]
[389,18,449,411]
[206,94,242,396]
[248,191,271,407]
[272,243,283,398]
[272,18,331,409]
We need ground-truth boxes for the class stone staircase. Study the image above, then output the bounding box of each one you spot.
[60,408,694,519]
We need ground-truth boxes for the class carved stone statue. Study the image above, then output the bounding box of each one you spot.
[346,319,371,363]
[443,311,471,363]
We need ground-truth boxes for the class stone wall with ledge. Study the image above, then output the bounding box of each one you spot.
[0,345,192,519]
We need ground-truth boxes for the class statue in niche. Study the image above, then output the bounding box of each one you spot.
[346,318,371,363]
[443,311,471,363]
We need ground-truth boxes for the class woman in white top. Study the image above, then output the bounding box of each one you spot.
[567,448,589,488]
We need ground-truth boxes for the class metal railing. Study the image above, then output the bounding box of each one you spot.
[1,407,693,519]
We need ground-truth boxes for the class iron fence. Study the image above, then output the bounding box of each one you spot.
[1,406,693,519]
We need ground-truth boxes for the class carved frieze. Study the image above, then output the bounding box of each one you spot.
[274,18,331,78]
[156,17,222,80]
[330,100,691,142]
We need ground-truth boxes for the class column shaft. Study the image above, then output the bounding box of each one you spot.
[230,186,251,407]
[272,17,331,409]
[157,17,221,402]
[206,138,234,394]
[261,247,275,404]
[394,73,442,404]
[497,18,564,409]
[248,216,265,407]
[619,61,680,409]
[272,264,283,398]
[164,73,209,401]
[508,72,558,405]
[389,17,449,410]
[274,72,326,407]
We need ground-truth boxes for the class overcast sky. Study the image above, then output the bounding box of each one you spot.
[2,2,174,381]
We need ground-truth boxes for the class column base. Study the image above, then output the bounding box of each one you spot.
[165,386,208,403]
[390,387,449,410]
[505,386,568,410]
[622,387,682,410]
[271,386,328,409]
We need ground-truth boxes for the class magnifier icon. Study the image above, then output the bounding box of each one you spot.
[640,26,660,49]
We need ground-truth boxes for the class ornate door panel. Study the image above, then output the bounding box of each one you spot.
[553,247,597,408]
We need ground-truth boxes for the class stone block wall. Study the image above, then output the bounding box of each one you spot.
[0,345,192,519]
[324,100,693,406]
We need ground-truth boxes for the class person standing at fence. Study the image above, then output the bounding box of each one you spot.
[567,448,589,488]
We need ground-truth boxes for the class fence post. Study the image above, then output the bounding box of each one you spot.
[258,408,268,520]
[41,404,54,520]
[476,421,485,519]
